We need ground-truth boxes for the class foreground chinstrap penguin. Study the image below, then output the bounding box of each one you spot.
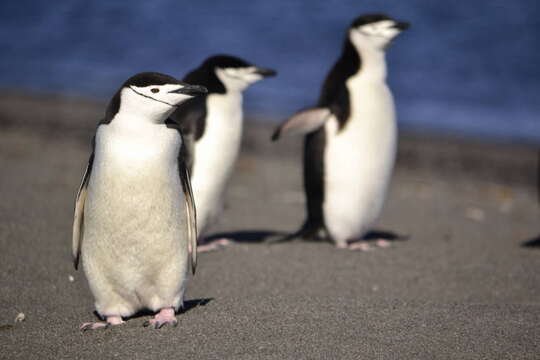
[72,72,206,330]
[272,14,409,250]
[170,55,276,252]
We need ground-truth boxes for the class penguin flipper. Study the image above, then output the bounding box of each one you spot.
[179,154,198,275]
[165,119,198,274]
[170,96,207,141]
[72,153,93,270]
[271,107,331,141]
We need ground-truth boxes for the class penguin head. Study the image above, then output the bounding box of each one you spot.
[348,14,410,51]
[185,55,277,94]
[114,72,207,121]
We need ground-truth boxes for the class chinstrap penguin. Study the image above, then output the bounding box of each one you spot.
[72,72,206,330]
[170,55,276,252]
[272,14,409,250]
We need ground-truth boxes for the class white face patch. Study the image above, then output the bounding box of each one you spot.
[216,66,263,92]
[350,20,402,50]
[359,20,396,37]
[129,84,195,107]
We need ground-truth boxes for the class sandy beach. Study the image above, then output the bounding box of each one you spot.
[0,93,538,359]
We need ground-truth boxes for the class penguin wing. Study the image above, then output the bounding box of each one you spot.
[170,96,207,140]
[271,107,331,141]
[166,119,198,274]
[179,146,198,275]
[181,131,195,175]
[72,152,94,270]
[169,96,207,174]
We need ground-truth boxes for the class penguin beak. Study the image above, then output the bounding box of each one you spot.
[254,67,277,78]
[169,84,208,96]
[393,21,410,31]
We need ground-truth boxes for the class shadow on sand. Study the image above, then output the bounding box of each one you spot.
[205,230,284,244]
[205,229,409,245]
[522,235,540,248]
[363,230,410,242]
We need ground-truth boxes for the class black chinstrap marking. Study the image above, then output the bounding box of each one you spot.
[129,86,178,108]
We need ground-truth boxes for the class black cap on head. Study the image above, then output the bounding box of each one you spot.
[122,72,187,88]
[200,55,252,69]
[351,13,392,28]
[350,13,410,30]
[184,54,265,94]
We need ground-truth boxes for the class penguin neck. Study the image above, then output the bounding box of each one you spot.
[210,89,243,109]
[355,46,387,81]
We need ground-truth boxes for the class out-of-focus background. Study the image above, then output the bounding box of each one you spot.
[1,2,539,359]
[1,0,539,143]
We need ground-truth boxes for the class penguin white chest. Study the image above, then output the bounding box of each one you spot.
[191,93,243,231]
[323,76,397,243]
[82,120,189,316]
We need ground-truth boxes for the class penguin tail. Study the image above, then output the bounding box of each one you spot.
[270,126,282,142]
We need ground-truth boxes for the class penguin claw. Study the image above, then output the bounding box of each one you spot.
[143,307,178,329]
[80,316,124,331]
[143,319,178,329]
[79,322,109,331]
[197,238,232,253]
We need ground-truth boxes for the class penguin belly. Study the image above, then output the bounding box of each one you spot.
[82,123,189,318]
[322,81,397,245]
[190,93,243,233]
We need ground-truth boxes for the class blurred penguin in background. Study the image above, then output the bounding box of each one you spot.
[272,14,409,250]
[170,55,276,252]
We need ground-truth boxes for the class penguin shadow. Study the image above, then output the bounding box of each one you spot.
[353,229,410,245]
[205,229,409,245]
[91,298,214,321]
[205,230,285,244]
[521,235,540,248]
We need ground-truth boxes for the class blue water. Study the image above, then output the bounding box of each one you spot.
[1,1,539,143]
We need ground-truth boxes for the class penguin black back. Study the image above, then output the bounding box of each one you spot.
[317,38,359,130]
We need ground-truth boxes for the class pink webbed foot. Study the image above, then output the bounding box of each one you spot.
[336,239,392,251]
[375,239,391,248]
[143,307,177,329]
[336,241,373,251]
[197,238,232,253]
[80,315,124,331]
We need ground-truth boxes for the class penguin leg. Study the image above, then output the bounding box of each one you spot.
[80,315,124,331]
[143,307,177,329]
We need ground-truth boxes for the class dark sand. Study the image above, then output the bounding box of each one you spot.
[0,94,539,359]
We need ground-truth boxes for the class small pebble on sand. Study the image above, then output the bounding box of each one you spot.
[14,313,25,323]
[465,207,485,222]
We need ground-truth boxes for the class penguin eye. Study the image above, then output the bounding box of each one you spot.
[151,88,159,93]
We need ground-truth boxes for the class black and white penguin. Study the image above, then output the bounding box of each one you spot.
[72,72,206,330]
[170,55,276,251]
[272,14,409,250]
